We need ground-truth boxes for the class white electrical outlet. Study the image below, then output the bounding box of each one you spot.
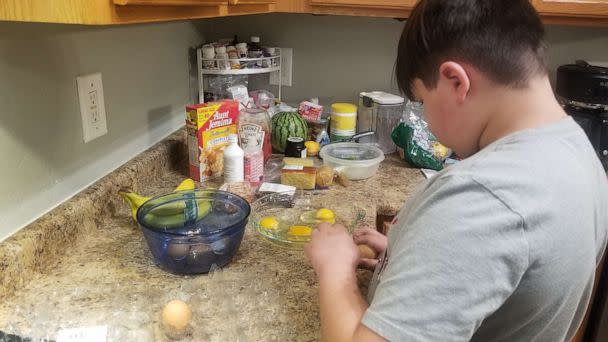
[77,72,107,143]
[270,47,293,87]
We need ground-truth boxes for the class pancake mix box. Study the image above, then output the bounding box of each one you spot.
[186,100,239,182]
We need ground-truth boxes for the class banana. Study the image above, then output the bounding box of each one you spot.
[143,201,212,229]
[119,178,197,221]
[174,178,195,192]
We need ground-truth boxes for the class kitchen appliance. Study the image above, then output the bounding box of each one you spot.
[136,189,250,274]
[358,91,405,154]
[556,60,608,170]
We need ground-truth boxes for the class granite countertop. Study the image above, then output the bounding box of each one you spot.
[0,130,425,341]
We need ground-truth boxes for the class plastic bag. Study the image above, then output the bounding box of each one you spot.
[391,101,449,171]
[204,75,249,102]
[249,90,276,109]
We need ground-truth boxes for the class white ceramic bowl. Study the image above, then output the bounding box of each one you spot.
[319,143,385,180]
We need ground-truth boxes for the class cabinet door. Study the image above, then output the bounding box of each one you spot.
[228,0,275,4]
[114,0,226,5]
[534,0,608,17]
[310,0,416,10]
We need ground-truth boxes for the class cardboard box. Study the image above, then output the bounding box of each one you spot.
[186,100,239,182]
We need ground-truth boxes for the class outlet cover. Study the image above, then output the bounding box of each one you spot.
[77,73,108,143]
[270,47,293,87]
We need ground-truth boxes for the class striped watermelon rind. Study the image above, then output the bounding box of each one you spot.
[271,112,308,153]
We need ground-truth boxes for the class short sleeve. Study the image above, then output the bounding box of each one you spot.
[362,175,529,342]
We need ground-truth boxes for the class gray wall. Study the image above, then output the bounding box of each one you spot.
[199,13,608,105]
[2,13,608,241]
[0,21,203,241]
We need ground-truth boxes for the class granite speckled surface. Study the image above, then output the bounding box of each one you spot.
[0,129,425,341]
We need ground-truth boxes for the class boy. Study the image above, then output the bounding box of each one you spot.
[304,1,608,341]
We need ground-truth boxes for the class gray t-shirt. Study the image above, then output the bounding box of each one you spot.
[363,117,608,342]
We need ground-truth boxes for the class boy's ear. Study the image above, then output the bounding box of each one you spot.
[438,61,471,103]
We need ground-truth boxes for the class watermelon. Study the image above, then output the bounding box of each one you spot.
[271,112,308,153]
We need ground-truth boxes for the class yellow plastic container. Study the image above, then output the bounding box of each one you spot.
[330,103,357,142]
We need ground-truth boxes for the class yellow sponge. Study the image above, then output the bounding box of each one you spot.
[281,166,317,190]
[283,157,315,167]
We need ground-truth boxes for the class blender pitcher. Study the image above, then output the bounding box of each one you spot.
[358,91,405,154]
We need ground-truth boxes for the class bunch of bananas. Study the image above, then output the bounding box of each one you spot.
[119,178,211,227]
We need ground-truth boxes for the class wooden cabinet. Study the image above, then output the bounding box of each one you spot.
[533,0,608,25]
[0,0,275,25]
[534,0,608,17]
[1,0,608,28]
[278,0,414,18]
[310,0,415,10]
[113,0,226,5]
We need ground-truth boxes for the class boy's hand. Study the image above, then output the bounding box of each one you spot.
[304,222,359,280]
[353,228,387,269]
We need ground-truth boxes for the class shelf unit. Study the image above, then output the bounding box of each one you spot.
[197,48,282,103]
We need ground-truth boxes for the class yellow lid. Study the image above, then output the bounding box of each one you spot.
[331,103,357,114]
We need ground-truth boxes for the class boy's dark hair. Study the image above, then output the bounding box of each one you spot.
[396,0,548,100]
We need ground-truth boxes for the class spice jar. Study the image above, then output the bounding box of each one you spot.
[202,44,215,69]
[285,137,307,158]
[215,46,230,70]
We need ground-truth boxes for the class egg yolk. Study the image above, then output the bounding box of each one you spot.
[259,216,279,230]
[315,208,335,224]
[288,225,312,237]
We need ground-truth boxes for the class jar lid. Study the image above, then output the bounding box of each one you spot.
[287,137,304,143]
[359,91,404,105]
[331,103,357,114]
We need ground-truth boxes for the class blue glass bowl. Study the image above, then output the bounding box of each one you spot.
[136,189,250,274]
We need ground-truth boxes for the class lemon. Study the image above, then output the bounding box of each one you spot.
[259,216,279,230]
[432,142,450,160]
[315,208,335,224]
[305,141,320,157]
[288,225,312,237]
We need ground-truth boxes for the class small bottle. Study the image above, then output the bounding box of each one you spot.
[248,36,263,68]
[285,137,307,158]
[263,47,275,68]
[215,45,230,70]
[226,46,240,69]
[202,44,216,69]
[223,134,244,183]
[236,42,248,58]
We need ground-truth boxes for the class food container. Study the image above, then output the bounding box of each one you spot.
[251,191,366,249]
[186,100,239,182]
[319,142,385,180]
[136,190,250,274]
[330,103,357,142]
[358,91,405,154]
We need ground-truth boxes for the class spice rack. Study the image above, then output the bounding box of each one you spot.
[196,47,283,103]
